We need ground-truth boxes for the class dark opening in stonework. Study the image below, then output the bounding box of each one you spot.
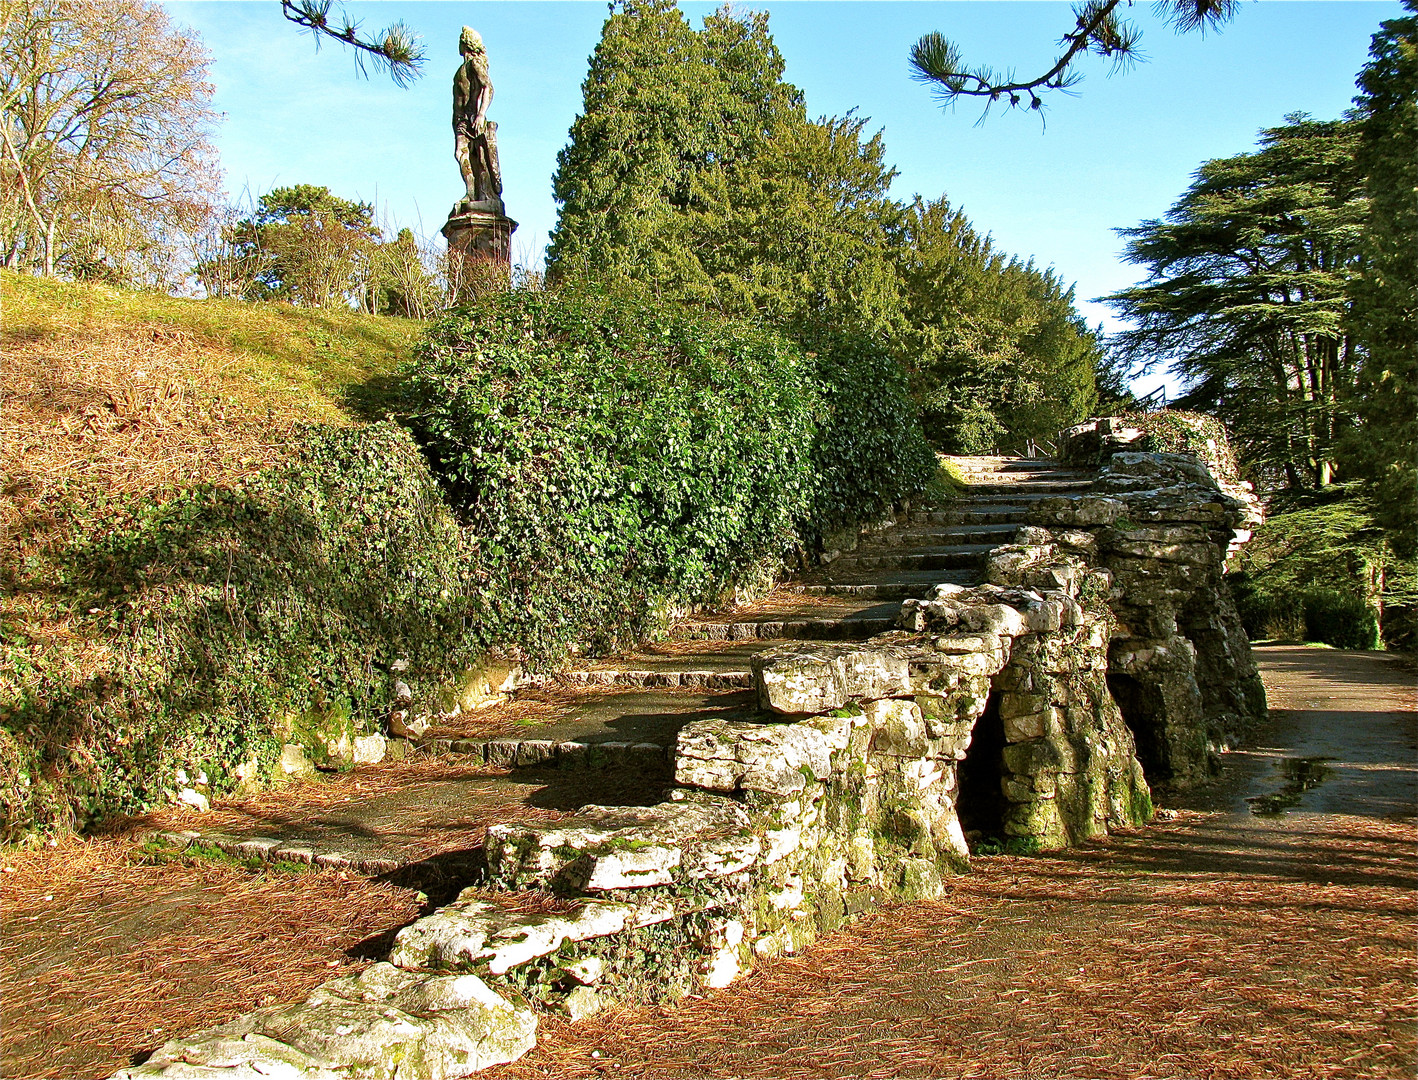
[957,689,1008,841]
[1107,672,1167,780]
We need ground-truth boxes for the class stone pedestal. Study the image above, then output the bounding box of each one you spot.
[442,198,517,297]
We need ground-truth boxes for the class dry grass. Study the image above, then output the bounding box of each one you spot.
[1,270,418,542]
[1,324,289,548]
[0,269,422,732]
[491,813,1417,1080]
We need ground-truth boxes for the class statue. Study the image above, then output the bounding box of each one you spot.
[452,26,503,214]
[442,26,515,281]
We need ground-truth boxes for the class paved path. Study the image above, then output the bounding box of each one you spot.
[487,647,1418,1080]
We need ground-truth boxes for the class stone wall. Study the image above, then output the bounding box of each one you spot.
[118,532,1154,1079]
[1017,448,1265,788]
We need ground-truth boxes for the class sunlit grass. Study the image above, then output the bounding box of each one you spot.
[2,270,423,427]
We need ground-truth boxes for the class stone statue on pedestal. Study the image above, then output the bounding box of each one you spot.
[452,26,503,214]
[443,26,515,278]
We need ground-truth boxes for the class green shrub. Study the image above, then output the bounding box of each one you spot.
[3,289,939,836]
[798,329,938,540]
[1232,490,1412,650]
[1235,584,1381,650]
[400,289,933,661]
[1,423,480,837]
[1120,410,1241,485]
[1301,590,1381,650]
[1232,581,1305,641]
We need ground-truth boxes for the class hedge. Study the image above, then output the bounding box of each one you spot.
[400,288,934,661]
[3,289,937,836]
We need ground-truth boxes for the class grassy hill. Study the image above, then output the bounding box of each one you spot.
[2,274,440,839]
[2,271,421,521]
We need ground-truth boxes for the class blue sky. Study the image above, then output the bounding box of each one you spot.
[166,1,1399,396]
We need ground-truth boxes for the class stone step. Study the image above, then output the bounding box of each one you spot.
[672,616,898,642]
[422,735,673,772]
[959,479,1094,496]
[787,568,984,590]
[446,686,764,751]
[531,668,753,690]
[825,544,994,573]
[909,505,1037,526]
[855,523,1019,548]
[780,582,933,600]
[948,491,1069,506]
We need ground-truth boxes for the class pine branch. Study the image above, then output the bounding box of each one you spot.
[911,0,1239,116]
[280,0,426,87]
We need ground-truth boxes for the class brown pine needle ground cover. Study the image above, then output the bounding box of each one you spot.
[0,815,578,1080]
[0,835,422,1080]
[491,813,1417,1080]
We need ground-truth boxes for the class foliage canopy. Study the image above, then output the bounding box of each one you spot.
[897,197,1101,453]
[1107,115,1364,490]
[400,288,934,658]
[1346,2,1418,556]
[549,0,1102,450]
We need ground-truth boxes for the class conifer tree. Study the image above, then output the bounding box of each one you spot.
[1107,117,1365,489]
[546,0,900,338]
[1347,2,1418,555]
[896,197,1100,452]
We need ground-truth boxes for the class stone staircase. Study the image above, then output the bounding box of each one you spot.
[403,457,1096,778]
[666,457,1093,645]
[151,458,1095,871]
[125,456,1116,1078]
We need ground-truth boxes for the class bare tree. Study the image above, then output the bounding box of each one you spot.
[191,196,267,300]
[0,0,221,278]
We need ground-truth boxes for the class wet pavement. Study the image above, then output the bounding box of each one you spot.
[1180,645,1417,820]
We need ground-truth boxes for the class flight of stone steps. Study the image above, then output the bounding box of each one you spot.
[420,457,1097,773]
[668,455,1096,643]
[162,458,1095,875]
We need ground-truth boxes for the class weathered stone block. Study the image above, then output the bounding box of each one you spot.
[390,895,668,974]
[675,714,853,796]
[752,643,913,714]
[115,964,536,1080]
[486,799,751,888]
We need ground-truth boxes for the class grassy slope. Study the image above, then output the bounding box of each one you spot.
[3,270,420,426]
[2,270,423,541]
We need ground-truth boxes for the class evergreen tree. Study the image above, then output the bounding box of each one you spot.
[546,1,799,283]
[1347,2,1418,556]
[896,197,1100,452]
[546,1,900,338]
[665,111,904,337]
[227,184,381,308]
[1107,116,1365,489]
